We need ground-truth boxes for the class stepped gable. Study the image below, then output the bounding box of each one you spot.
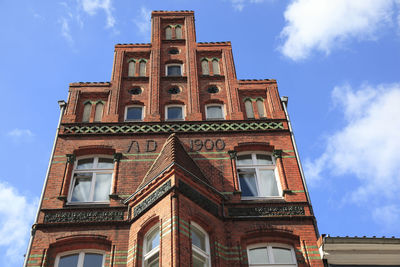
[136,133,210,192]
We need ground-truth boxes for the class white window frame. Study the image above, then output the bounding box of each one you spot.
[236,152,282,199]
[165,104,185,121]
[205,104,225,120]
[247,243,297,267]
[54,250,105,267]
[143,224,160,267]
[67,156,114,204]
[165,64,183,76]
[191,222,211,267]
[125,105,144,121]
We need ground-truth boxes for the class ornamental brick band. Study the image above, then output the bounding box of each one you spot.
[43,210,125,223]
[61,121,284,135]
[228,205,305,217]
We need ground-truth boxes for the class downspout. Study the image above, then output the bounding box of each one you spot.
[23,100,67,267]
[280,96,320,237]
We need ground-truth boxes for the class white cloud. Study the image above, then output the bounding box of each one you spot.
[372,204,400,230]
[0,181,36,266]
[305,83,400,203]
[134,7,151,36]
[229,0,268,11]
[59,17,74,44]
[7,129,34,138]
[79,0,116,28]
[280,0,399,61]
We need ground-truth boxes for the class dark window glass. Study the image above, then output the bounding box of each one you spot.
[129,87,142,95]
[83,253,103,267]
[207,86,219,94]
[126,107,143,120]
[167,107,183,120]
[167,66,182,76]
[169,48,179,54]
[168,87,180,94]
[58,254,79,267]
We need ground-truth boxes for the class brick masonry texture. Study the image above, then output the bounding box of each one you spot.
[29,10,323,267]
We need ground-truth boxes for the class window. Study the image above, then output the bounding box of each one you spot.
[244,99,254,119]
[82,102,92,122]
[207,86,219,94]
[165,26,172,40]
[139,61,146,76]
[169,48,179,54]
[69,157,113,203]
[247,244,297,267]
[206,104,224,120]
[191,223,211,267]
[128,60,136,77]
[257,99,266,118]
[55,251,105,267]
[212,59,220,75]
[166,64,182,76]
[201,60,209,75]
[175,25,182,39]
[129,87,142,95]
[125,106,143,121]
[94,102,104,122]
[166,105,184,120]
[168,87,181,94]
[143,225,160,267]
[236,153,280,198]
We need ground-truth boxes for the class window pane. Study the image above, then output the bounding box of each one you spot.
[77,158,94,169]
[128,61,135,77]
[83,253,103,267]
[193,254,207,267]
[175,26,182,39]
[94,103,103,122]
[212,60,220,75]
[167,107,183,120]
[165,27,172,39]
[257,100,265,117]
[201,60,209,75]
[97,158,114,169]
[248,247,269,264]
[256,154,273,165]
[93,173,112,201]
[191,227,206,251]
[245,100,254,118]
[83,103,92,122]
[139,61,146,76]
[167,66,181,76]
[146,227,160,252]
[206,106,223,119]
[58,253,79,267]
[258,169,279,196]
[238,169,258,197]
[147,253,159,267]
[236,154,253,165]
[126,107,142,120]
[272,247,293,264]
[71,173,92,202]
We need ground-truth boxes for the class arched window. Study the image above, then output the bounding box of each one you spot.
[165,26,172,40]
[139,61,146,76]
[257,99,266,118]
[94,102,104,122]
[69,156,114,203]
[244,99,254,119]
[201,59,209,75]
[247,243,297,266]
[212,59,220,75]
[82,102,92,122]
[236,152,280,198]
[143,225,160,267]
[191,222,211,267]
[55,251,105,267]
[128,60,136,77]
[175,25,182,39]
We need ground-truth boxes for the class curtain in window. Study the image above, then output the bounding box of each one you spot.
[139,61,146,76]
[82,102,92,122]
[257,99,265,117]
[212,59,220,75]
[165,26,172,39]
[175,26,182,39]
[128,61,135,77]
[244,100,254,118]
[201,60,209,75]
[94,102,104,122]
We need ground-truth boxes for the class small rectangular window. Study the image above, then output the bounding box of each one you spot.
[167,65,182,76]
[125,106,143,121]
[166,106,184,120]
[206,105,224,120]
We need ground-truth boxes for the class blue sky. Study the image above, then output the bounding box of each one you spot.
[1,0,400,265]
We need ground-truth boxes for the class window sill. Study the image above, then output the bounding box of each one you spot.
[241,196,285,203]
[65,201,110,207]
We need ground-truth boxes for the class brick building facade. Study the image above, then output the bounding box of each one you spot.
[25,10,323,267]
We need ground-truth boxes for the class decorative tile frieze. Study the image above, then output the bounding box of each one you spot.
[43,209,125,223]
[61,120,284,135]
[228,205,305,217]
